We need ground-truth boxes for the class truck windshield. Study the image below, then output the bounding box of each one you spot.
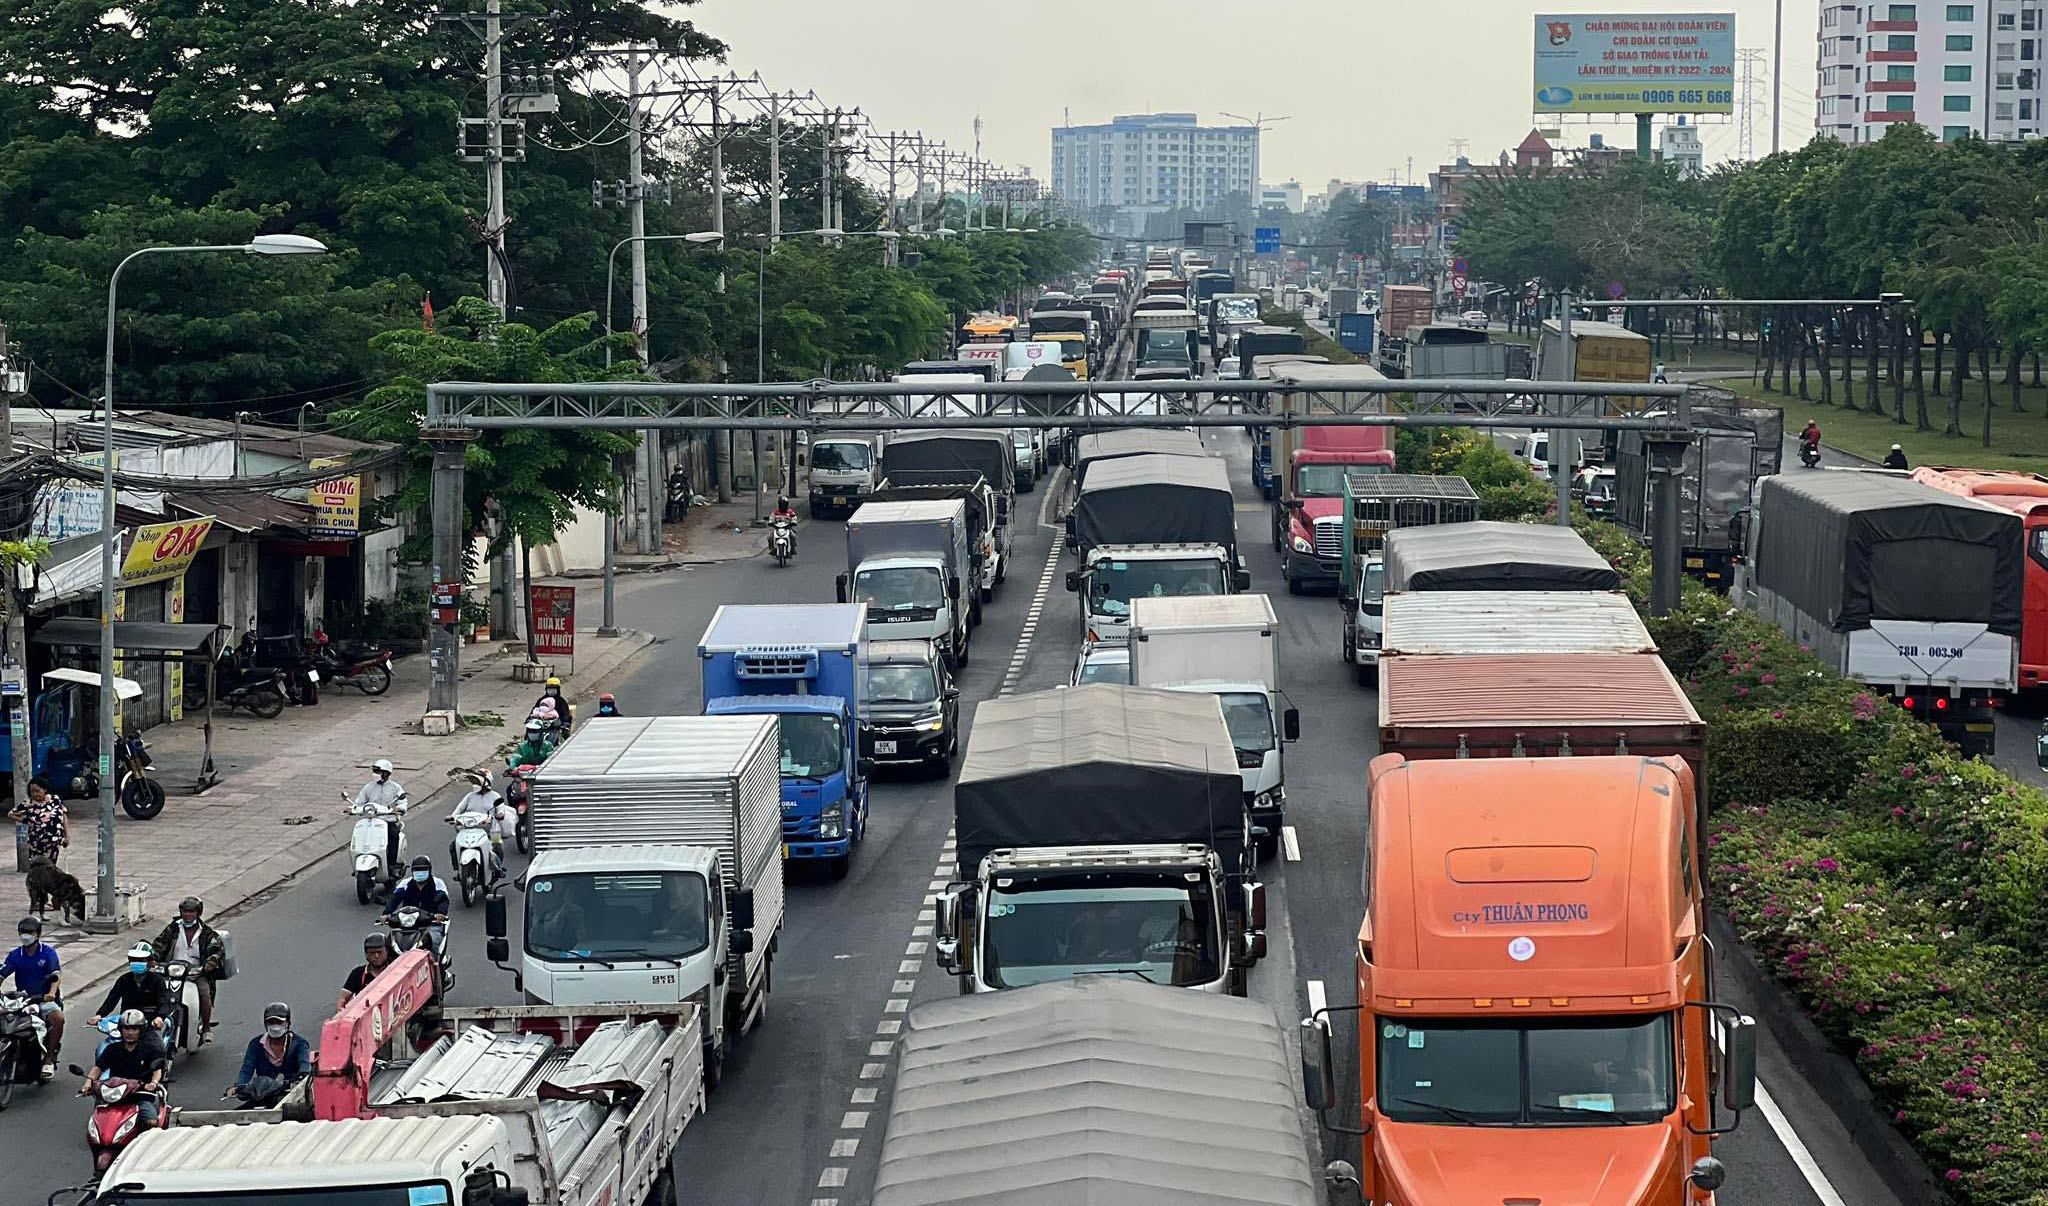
[1362,560,1386,604]
[863,663,936,705]
[855,565,944,614]
[780,713,845,779]
[1217,691,1274,755]
[983,872,1220,988]
[105,1188,447,1206]
[1298,464,1384,496]
[1138,331,1191,363]
[525,870,710,962]
[812,442,870,472]
[1090,558,1226,616]
[1378,1014,1675,1125]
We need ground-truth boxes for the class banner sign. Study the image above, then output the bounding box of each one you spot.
[309,456,362,537]
[121,517,214,586]
[1533,13,1735,114]
[529,585,576,659]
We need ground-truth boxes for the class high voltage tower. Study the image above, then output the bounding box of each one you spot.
[1736,48,1769,161]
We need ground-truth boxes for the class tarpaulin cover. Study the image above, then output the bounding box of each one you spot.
[883,432,1016,496]
[1615,398,1783,550]
[872,978,1318,1206]
[953,684,1244,881]
[1755,472,2022,634]
[1383,521,1620,591]
[1071,454,1237,558]
[1072,430,1210,490]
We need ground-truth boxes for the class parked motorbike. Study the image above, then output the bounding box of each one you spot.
[384,904,452,994]
[66,1064,168,1179]
[315,642,394,696]
[503,764,536,854]
[0,991,52,1108]
[343,789,409,905]
[116,728,166,821]
[769,516,796,568]
[242,628,320,707]
[191,647,288,719]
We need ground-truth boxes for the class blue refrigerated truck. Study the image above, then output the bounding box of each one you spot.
[699,603,871,877]
[1337,311,1376,356]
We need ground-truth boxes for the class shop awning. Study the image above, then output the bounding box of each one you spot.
[167,491,316,535]
[31,618,224,658]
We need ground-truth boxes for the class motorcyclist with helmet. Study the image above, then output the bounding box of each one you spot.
[509,718,554,768]
[228,1002,309,1106]
[338,932,396,1012]
[533,676,574,731]
[771,495,798,556]
[151,896,225,1045]
[353,757,408,879]
[595,693,622,718]
[92,943,172,1034]
[384,856,451,966]
[81,1008,166,1127]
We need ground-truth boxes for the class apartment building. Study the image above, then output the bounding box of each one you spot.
[1818,0,2045,142]
[1048,113,1260,215]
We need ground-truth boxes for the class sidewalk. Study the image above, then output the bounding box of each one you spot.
[561,494,796,576]
[5,597,655,999]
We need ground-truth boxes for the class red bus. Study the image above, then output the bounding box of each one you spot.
[1912,467,2048,689]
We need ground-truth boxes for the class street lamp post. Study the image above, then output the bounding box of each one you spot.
[98,233,326,930]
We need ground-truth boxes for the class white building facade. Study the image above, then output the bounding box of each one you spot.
[1049,113,1259,214]
[1818,0,2044,142]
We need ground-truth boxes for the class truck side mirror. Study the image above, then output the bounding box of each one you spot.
[943,687,961,701]
[1233,568,1252,591]
[947,576,961,601]
[484,894,508,940]
[732,887,756,931]
[857,756,876,778]
[1300,1016,1337,1112]
[1065,570,1080,592]
[835,573,850,605]
[1722,1014,1758,1111]
[730,928,755,956]
[486,937,509,964]
[1245,881,1268,932]
[933,887,965,973]
[1283,708,1301,742]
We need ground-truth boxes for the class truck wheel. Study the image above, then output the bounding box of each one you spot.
[827,854,851,880]
[1356,661,1377,688]
[703,1038,725,1091]
[809,501,822,519]
[1255,830,1280,861]
[1287,575,1303,596]
[648,1166,679,1206]
[979,584,993,604]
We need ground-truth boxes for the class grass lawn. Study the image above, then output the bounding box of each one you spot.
[1719,371,2048,472]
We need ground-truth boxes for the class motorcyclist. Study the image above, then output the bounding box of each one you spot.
[0,915,63,1077]
[771,496,798,555]
[1801,420,1822,452]
[82,1008,165,1128]
[353,758,408,877]
[451,771,517,876]
[338,932,395,1012]
[151,896,225,1045]
[1884,443,1909,470]
[1653,362,1668,383]
[385,856,450,964]
[508,719,554,769]
[228,1002,310,1106]
[595,693,622,718]
[533,677,574,731]
[92,943,172,1035]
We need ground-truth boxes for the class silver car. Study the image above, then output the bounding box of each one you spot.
[1070,642,1132,687]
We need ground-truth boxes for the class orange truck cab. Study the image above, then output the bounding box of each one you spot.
[1302,753,1757,1205]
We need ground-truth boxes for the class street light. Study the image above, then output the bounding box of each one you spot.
[98,233,328,931]
[601,230,725,368]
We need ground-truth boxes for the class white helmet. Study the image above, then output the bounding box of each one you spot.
[126,942,154,962]
[373,758,395,775]
[117,1009,147,1029]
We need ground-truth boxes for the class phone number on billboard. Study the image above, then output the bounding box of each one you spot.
[1637,89,1732,104]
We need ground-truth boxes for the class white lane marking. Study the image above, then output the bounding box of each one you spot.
[841,1111,869,1129]
[1282,825,1300,862]
[830,1138,860,1158]
[1715,1019,1849,1206]
[860,1061,888,1077]
[817,1168,848,1188]
[868,1041,894,1057]
[1307,979,1328,1020]
[851,1087,877,1104]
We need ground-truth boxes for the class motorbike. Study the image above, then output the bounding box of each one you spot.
[446,793,500,908]
[1800,440,1822,468]
[315,641,394,696]
[242,628,320,707]
[343,789,410,905]
[115,728,166,820]
[67,1062,168,1179]
[384,904,452,994]
[769,515,796,567]
[191,647,288,719]
[0,991,52,1108]
[160,960,200,1066]
[503,763,536,854]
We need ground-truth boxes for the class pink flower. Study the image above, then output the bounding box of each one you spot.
[1816,857,1840,872]
[1896,1109,1908,1122]
[1760,672,1778,684]
[1902,763,1918,779]
[1946,1169,1963,1182]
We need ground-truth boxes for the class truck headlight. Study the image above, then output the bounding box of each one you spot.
[1253,786,1284,810]
[1361,630,1381,648]
[819,803,844,840]
[1290,534,1313,554]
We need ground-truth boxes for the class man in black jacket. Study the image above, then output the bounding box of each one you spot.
[151,896,226,1044]
[93,943,173,1035]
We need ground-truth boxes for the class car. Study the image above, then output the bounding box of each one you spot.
[1575,466,1618,519]
[1460,310,1489,330]
[1214,365,1243,381]
[1069,642,1132,687]
[859,638,962,776]
[1008,429,1040,492]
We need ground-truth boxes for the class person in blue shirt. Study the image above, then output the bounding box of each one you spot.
[0,915,63,1076]
[227,1002,310,1106]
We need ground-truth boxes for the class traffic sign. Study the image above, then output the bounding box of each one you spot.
[1451,258,1469,276]
[1254,227,1282,254]
[1451,275,1468,298]
[1607,280,1626,299]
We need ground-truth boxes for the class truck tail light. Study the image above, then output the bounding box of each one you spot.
[1934,696,1950,711]
[1901,695,1916,709]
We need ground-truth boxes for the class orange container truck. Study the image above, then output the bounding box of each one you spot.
[1301,753,1758,1204]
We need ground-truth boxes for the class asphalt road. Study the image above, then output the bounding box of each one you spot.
[0,421,1907,1205]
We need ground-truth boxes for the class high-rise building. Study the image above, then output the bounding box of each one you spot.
[1817,0,2044,143]
[1049,113,1260,219]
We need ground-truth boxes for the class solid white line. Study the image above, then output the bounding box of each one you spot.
[1716,1020,1849,1206]
[1307,979,1328,1019]
[1281,825,1301,862]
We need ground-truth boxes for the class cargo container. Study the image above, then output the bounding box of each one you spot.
[1379,590,1655,657]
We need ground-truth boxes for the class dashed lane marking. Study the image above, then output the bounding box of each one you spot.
[1282,825,1300,862]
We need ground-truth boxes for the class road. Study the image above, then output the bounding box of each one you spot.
[0,420,1904,1206]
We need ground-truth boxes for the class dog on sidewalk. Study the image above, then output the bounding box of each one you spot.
[25,857,87,925]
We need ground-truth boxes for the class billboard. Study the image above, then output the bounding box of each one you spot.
[308,456,361,538]
[122,517,214,586]
[1533,14,1735,114]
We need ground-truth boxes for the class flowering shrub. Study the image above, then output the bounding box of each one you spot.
[1579,520,2048,1204]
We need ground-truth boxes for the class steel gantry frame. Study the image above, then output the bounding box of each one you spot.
[417,376,1693,727]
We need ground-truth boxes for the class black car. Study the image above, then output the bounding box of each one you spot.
[858,638,961,776]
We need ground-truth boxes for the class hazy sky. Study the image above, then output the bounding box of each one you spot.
[683,0,1811,190]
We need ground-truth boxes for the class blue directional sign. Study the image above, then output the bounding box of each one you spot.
[1254,227,1282,254]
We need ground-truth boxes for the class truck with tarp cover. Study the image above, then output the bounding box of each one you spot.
[1383,520,1620,592]
[933,684,1264,996]
[1614,392,1783,589]
[875,978,1317,1206]
[882,432,1015,593]
[1737,470,2021,754]
[1066,452,1245,619]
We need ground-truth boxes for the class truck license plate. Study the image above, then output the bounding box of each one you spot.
[875,740,897,754]
[1684,557,1705,568]
[832,496,847,505]
[1965,723,1996,732]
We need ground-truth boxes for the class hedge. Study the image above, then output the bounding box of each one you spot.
[1579,523,2048,1204]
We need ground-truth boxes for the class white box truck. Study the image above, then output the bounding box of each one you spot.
[839,497,975,669]
[498,714,784,1089]
[1128,593,1298,860]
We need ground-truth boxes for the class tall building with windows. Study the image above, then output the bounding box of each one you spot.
[1048,113,1260,220]
[1818,0,2045,142]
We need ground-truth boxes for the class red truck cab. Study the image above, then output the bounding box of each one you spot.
[1911,466,2048,689]
[1274,424,1394,592]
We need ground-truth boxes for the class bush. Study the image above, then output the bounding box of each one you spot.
[1577,517,2048,1202]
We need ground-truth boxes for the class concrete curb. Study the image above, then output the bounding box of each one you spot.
[55,628,659,1004]
[1709,912,1951,1205]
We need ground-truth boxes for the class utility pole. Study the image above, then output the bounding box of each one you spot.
[0,325,30,870]
[484,0,508,315]
[625,50,664,553]
[822,109,838,234]
[1771,0,1784,154]
[1553,291,1576,528]
[767,92,784,243]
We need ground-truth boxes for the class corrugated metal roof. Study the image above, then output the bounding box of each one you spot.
[1381,653,1698,727]
[537,714,775,782]
[698,602,866,652]
[1382,592,1655,656]
[109,1114,500,1190]
[873,978,1317,1206]
[167,490,318,534]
